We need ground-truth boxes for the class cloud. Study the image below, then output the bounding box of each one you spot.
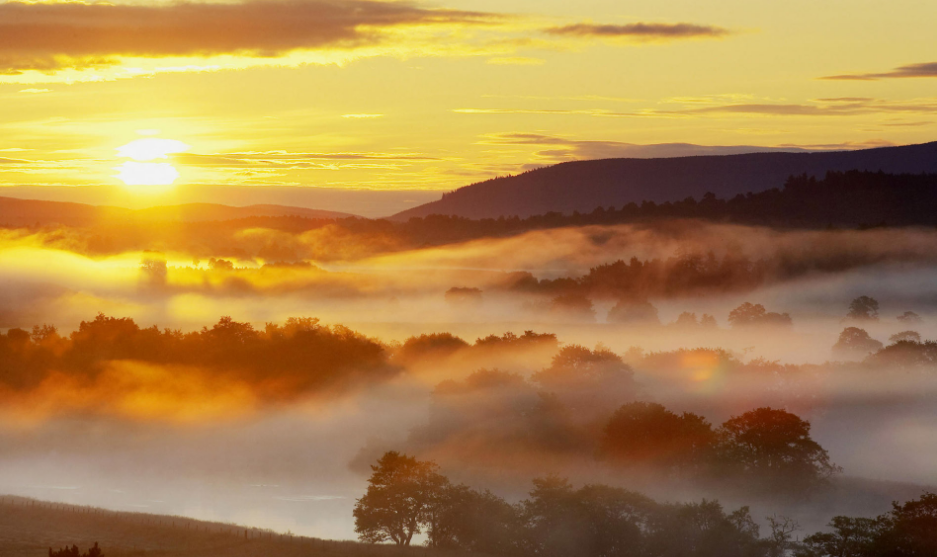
[822,62,937,81]
[174,151,441,172]
[342,114,384,119]
[456,97,937,120]
[454,108,646,117]
[676,99,937,117]
[478,132,820,162]
[0,0,499,74]
[545,22,731,41]
[486,57,545,65]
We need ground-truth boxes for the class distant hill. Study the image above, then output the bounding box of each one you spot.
[390,141,937,220]
[0,184,439,219]
[0,197,355,227]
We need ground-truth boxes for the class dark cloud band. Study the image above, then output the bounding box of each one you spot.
[545,22,730,40]
[0,0,497,74]
[822,62,937,81]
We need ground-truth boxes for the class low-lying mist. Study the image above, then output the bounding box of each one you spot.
[3,219,937,539]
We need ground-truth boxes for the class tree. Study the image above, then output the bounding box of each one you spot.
[896,311,922,324]
[832,327,883,360]
[520,476,657,557]
[889,331,921,344]
[549,294,597,322]
[600,402,716,474]
[427,485,521,553]
[607,299,660,325]
[140,254,168,286]
[796,492,937,557]
[445,287,483,307]
[847,296,879,321]
[728,303,793,329]
[765,515,799,557]
[796,516,882,557]
[717,408,840,487]
[887,491,937,556]
[700,314,718,328]
[533,345,635,413]
[353,451,449,545]
[49,543,103,557]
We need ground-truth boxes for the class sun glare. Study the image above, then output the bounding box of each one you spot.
[116,161,180,189]
[114,136,190,191]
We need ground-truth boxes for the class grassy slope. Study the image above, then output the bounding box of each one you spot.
[0,496,464,557]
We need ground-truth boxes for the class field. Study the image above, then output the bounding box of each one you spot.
[0,496,463,557]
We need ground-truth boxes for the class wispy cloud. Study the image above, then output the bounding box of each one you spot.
[682,98,937,117]
[478,132,821,163]
[486,57,545,65]
[821,62,937,81]
[545,22,731,41]
[456,97,937,120]
[173,151,441,171]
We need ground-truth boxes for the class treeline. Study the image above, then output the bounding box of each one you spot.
[354,451,931,556]
[0,313,561,402]
[49,543,102,557]
[501,256,774,306]
[11,171,937,262]
[0,314,389,397]
[401,170,937,232]
[412,348,837,488]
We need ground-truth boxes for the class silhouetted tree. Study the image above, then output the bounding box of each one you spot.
[832,327,883,360]
[864,339,937,370]
[889,331,921,344]
[896,311,922,324]
[600,402,716,475]
[796,516,883,557]
[717,407,839,488]
[427,484,522,553]
[765,515,799,557]
[520,476,657,557]
[847,296,879,321]
[607,299,660,325]
[796,492,937,557]
[49,543,102,557]
[445,286,483,307]
[700,313,718,328]
[549,294,596,322]
[533,345,635,412]
[395,333,470,364]
[673,312,699,328]
[353,451,448,545]
[728,303,793,329]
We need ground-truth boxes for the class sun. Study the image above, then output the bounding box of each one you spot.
[116,162,180,188]
[114,135,190,192]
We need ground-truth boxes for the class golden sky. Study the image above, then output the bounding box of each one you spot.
[0,0,935,198]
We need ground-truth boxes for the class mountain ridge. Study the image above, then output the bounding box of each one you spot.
[389,141,937,220]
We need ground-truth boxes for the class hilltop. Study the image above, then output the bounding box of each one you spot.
[390,141,937,220]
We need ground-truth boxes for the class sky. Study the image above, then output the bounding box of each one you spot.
[0,0,935,210]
